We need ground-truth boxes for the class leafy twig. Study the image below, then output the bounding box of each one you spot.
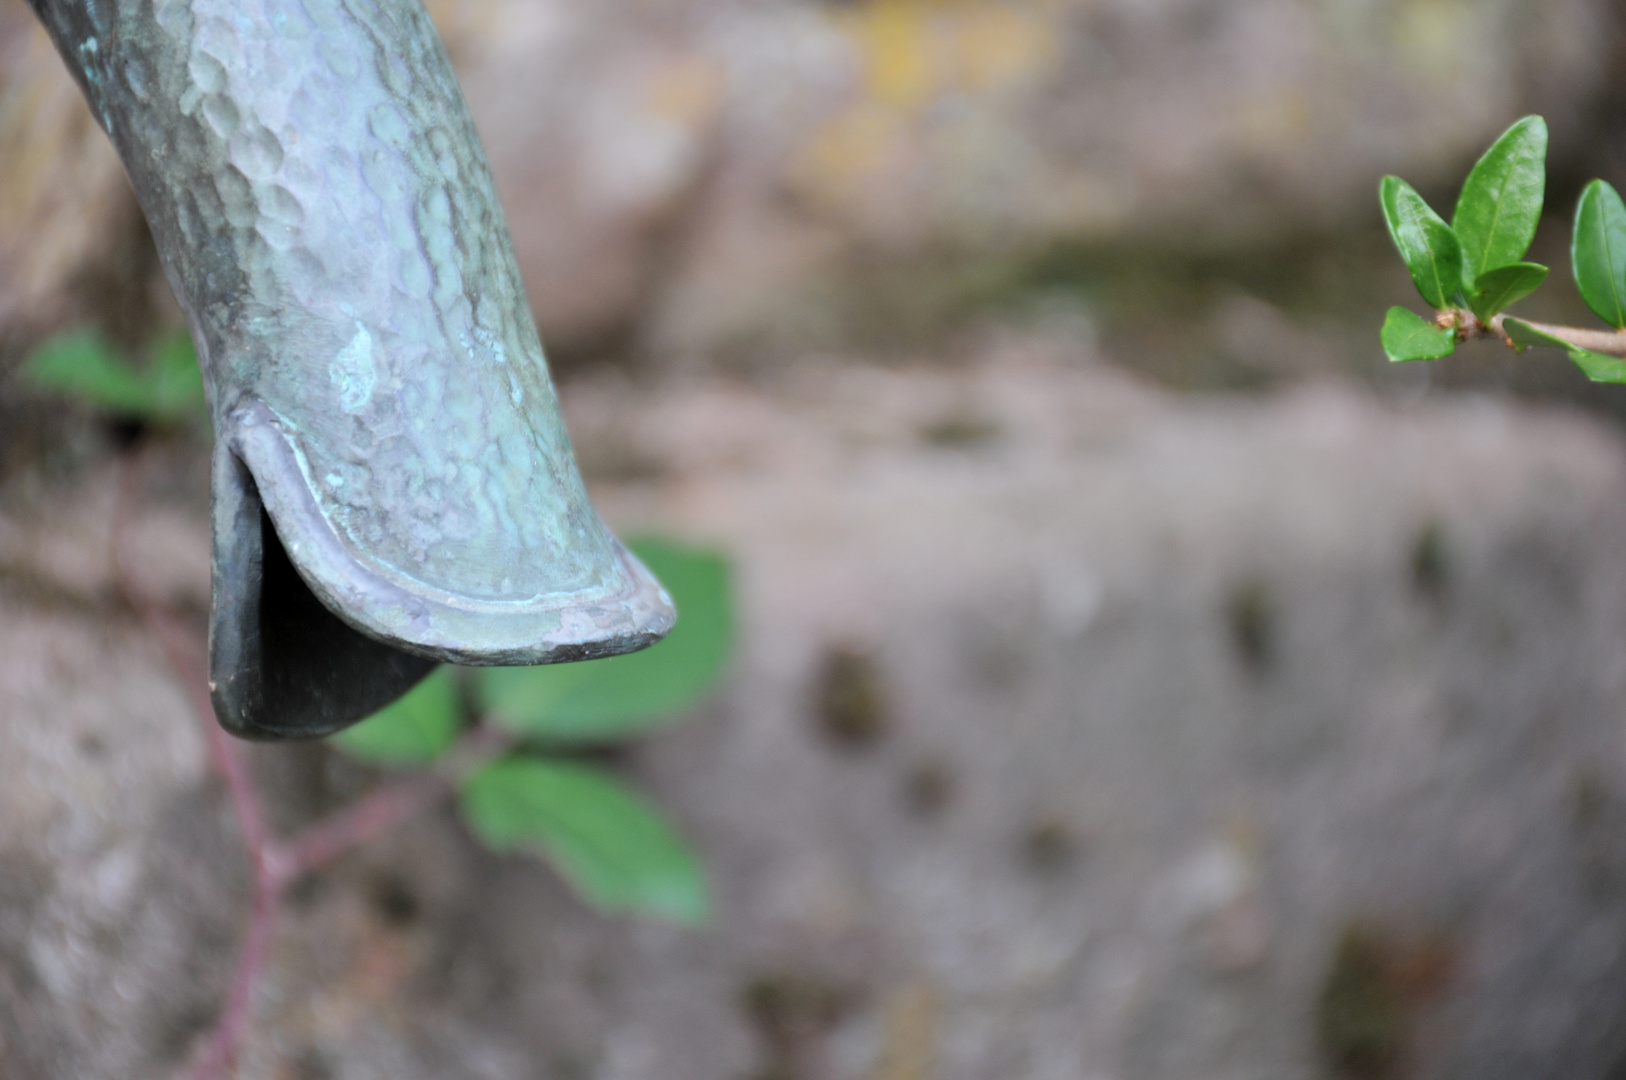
[1436,310,1626,357]
[1379,116,1626,377]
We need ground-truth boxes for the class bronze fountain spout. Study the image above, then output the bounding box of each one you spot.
[26,0,675,739]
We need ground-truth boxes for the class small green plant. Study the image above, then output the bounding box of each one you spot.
[1380,115,1626,379]
[332,536,731,924]
[20,326,732,1076]
[20,329,731,925]
[23,327,207,422]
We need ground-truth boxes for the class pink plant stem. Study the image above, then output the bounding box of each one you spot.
[116,585,279,1078]
[274,774,447,888]
[145,604,281,1080]
[277,723,514,885]
[112,452,281,1079]
[110,449,484,1080]
[184,864,279,1080]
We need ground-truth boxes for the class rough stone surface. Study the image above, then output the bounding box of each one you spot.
[3,0,1620,362]
[7,352,1626,1078]
[385,0,1623,355]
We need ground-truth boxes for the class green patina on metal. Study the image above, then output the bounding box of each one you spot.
[29,0,675,739]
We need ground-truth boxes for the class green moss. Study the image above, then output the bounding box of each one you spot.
[1316,926,1406,1079]
[814,645,889,750]
[1410,521,1450,600]
[1226,578,1276,674]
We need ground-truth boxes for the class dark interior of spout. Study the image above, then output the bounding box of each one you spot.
[254,505,437,737]
[209,450,436,741]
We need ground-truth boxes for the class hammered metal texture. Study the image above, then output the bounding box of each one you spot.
[29,0,674,735]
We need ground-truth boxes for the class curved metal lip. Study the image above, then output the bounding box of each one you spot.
[226,400,676,667]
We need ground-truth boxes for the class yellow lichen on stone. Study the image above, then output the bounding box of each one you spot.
[842,0,1056,107]
[790,0,1059,223]
[954,4,1057,93]
[1391,0,1480,86]
[857,0,939,111]
[868,978,939,1080]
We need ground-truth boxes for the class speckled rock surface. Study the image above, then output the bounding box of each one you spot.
[7,354,1626,1079]
[415,0,1624,355]
[3,0,1620,363]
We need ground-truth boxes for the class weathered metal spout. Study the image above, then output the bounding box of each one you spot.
[28,0,675,739]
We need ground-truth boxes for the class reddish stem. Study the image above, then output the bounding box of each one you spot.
[183,869,279,1080]
[274,774,447,888]
[109,449,481,1080]
[274,723,513,887]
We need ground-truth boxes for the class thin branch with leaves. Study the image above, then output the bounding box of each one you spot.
[1380,115,1626,382]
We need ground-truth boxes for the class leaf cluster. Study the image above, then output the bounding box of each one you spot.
[333,537,733,925]
[1379,116,1626,381]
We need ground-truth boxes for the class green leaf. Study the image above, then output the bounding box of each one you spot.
[24,332,154,414]
[145,330,206,420]
[1504,316,1578,352]
[1452,115,1547,288]
[1572,179,1626,328]
[460,756,708,924]
[1381,307,1455,362]
[1503,316,1626,382]
[330,667,460,766]
[1568,349,1626,383]
[1469,262,1548,320]
[1381,176,1464,309]
[22,328,206,422]
[478,537,732,742]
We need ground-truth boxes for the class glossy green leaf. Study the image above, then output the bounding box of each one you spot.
[330,667,460,766]
[1469,262,1548,320]
[1452,115,1547,287]
[1503,316,1573,352]
[478,538,732,742]
[1380,307,1455,362]
[1568,349,1626,383]
[1503,317,1626,382]
[24,332,154,414]
[1572,179,1626,328]
[1380,176,1463,309]
[1504,316,1579,352]
[460,756,707,924]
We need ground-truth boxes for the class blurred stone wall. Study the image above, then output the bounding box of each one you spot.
[4,4,1626,1074]
[0,0,1617,368]
[10,352,1626,1078]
